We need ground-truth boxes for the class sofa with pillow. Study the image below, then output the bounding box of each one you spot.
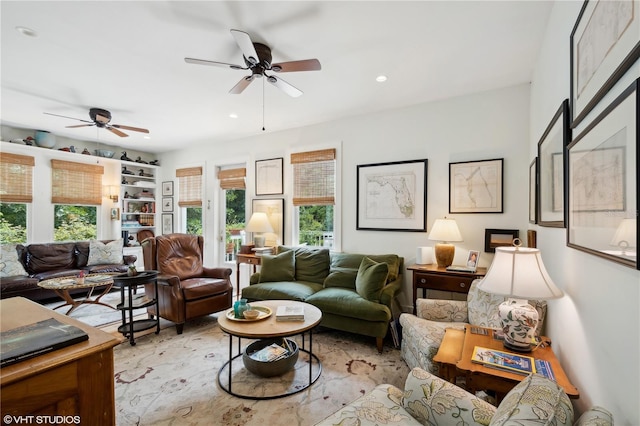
[316,367,613,426]
[241,246,404,352]
[0,239,134,302]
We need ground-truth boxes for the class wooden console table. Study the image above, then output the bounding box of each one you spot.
[407,264,486,313]
[1,297,121,424]
[235,253,262,300]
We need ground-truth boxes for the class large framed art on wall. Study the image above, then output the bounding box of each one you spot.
[449,158,503,214]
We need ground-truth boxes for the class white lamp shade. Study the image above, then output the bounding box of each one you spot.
[610,218,636,248]
[428,219,463,242]
[245,212,274,233]
[478,246,563,299]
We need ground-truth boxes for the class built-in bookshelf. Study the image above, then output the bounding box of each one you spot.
[120,160,158,241]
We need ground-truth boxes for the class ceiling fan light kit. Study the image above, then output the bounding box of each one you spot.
[185,29,321,98]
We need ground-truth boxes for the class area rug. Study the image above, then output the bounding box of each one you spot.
[114,314,410,425]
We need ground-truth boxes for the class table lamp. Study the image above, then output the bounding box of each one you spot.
[428,218,463,267]
[477,239,563,352]
[245,212,274,248]
[610,218,636,257]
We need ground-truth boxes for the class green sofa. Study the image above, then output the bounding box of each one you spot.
[241,246,404,352]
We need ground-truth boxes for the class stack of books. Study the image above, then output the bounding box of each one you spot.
[252,247,274,256]
[471,346,535,375]
[276,305,305,322]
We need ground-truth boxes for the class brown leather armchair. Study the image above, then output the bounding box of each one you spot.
[141,233,232,334]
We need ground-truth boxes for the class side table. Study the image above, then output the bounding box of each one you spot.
[407,264,486,313]
[114,271,159,346]
[236,253,262,300]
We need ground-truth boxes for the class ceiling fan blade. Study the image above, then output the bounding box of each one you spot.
[267,75,302,98]
[271,59,321,73]
[106,126,128,137]
[111,124,150,134]
[230,29,259,65]
[44,112,92,123]
[229,75,254,94]
[185,57,245,70]
[66,124,95,129]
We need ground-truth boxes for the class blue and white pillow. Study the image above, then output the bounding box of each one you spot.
[87,239,124,266]
[0,244,28,277]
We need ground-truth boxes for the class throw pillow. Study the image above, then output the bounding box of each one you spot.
[87,239,124,266]
[259,250,295,283]
[355,256,388,302]
[0,244,27,277]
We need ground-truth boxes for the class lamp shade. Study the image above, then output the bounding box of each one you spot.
[610,218,636,249]
[245,212,274,233]
[478,246,563,299]
[428,219,463,242]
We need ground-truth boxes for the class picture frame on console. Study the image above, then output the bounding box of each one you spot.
[255,158,283,196]
[356,159,428,232]
[570,0,640,127]
[567,78,638,270]
[537,99,570,228]
[484,229,519,253]
[449,158,503,214]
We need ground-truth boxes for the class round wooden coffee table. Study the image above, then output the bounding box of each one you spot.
[217,300,322,400]
[38,273,118,315]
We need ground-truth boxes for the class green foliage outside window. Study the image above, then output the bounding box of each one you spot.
[0,203,27,244]
[186,207,203,235]
[225,189,245,243]
[54,205,97,241]
[299,205,333,247]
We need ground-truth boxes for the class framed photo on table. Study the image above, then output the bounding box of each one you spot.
[356,159,428,232]
[537,99,570,227]
[484,229,519,253]
[252,198,285,246]
[570,0,640,127]
[255,158,283,196]
[567,79,638,270]
[449,158,503,213]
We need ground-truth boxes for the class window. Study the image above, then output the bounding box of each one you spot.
[218,167,246,261]
[0,152,34,244]
[291,148,336,248]
[176,166,203,234]
[54,205,97,241]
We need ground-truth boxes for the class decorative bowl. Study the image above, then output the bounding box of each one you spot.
[242,309,261,320]
[34,130,56,148]
[95,149,115,158]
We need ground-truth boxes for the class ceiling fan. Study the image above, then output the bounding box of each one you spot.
[44,108,149,138]
[185,29,321,98]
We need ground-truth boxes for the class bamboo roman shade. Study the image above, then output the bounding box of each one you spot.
[218,167,246,190]
[0,153,35,203]
[291,148,336,206]
[51,159,104,205]
[176,166,203,207]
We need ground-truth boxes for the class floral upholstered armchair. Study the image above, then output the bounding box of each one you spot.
[399,279,547,374]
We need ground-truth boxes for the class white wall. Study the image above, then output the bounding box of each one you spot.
[530,1,639,423]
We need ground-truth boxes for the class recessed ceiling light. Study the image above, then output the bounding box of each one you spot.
[143,135,151,140]
[15,26,37,37]
[376,75,388,83]
[229,113,238,119]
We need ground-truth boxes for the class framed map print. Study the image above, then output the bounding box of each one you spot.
[356,159,427,232]
[449,158,503,213]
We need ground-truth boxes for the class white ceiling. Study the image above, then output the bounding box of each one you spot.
[1,1,553,153]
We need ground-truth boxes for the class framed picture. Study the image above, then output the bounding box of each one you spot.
[110,207,120,221]
[356,159,428,232]
[570,0,640,127]
[484,229,519,253]
[162,197,173,212]
[529,158,538,224]
[466,250,480,269]
[567,78,638,270]
[537,99,570,227]
[162,214,173,234]
[162,181,173,196]
[252,198,285,246]
[449,158,503,213]
[255,157,283,196]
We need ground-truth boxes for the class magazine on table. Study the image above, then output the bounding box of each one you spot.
[249,343,289,362]
[471,346,536,375]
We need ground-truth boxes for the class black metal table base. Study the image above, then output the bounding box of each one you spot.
[217,331,322,400]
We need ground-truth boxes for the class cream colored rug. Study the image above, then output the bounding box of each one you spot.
[113,314,409,425]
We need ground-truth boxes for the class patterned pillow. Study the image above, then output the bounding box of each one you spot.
[0,244,27,277]
[87,239,124,266]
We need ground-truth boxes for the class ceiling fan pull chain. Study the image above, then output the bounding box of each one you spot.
[262,78,266,131]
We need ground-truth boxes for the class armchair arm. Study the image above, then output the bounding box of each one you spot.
[403,368,496,426]
[202,267,232,280]
[416,298,468,322]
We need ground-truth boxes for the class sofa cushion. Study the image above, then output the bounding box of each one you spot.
[490,374,573,426]
[181,277,230,301]
[242,280,323,301]
[0,244,28,277]
[259,250,295,283]
[330,252,400,283]
[87,239,124,266]
[356,256,388,302]
[278,246,330,284]
[305,288,391,322]
[323,271,356,289]
[23,242,76,274]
